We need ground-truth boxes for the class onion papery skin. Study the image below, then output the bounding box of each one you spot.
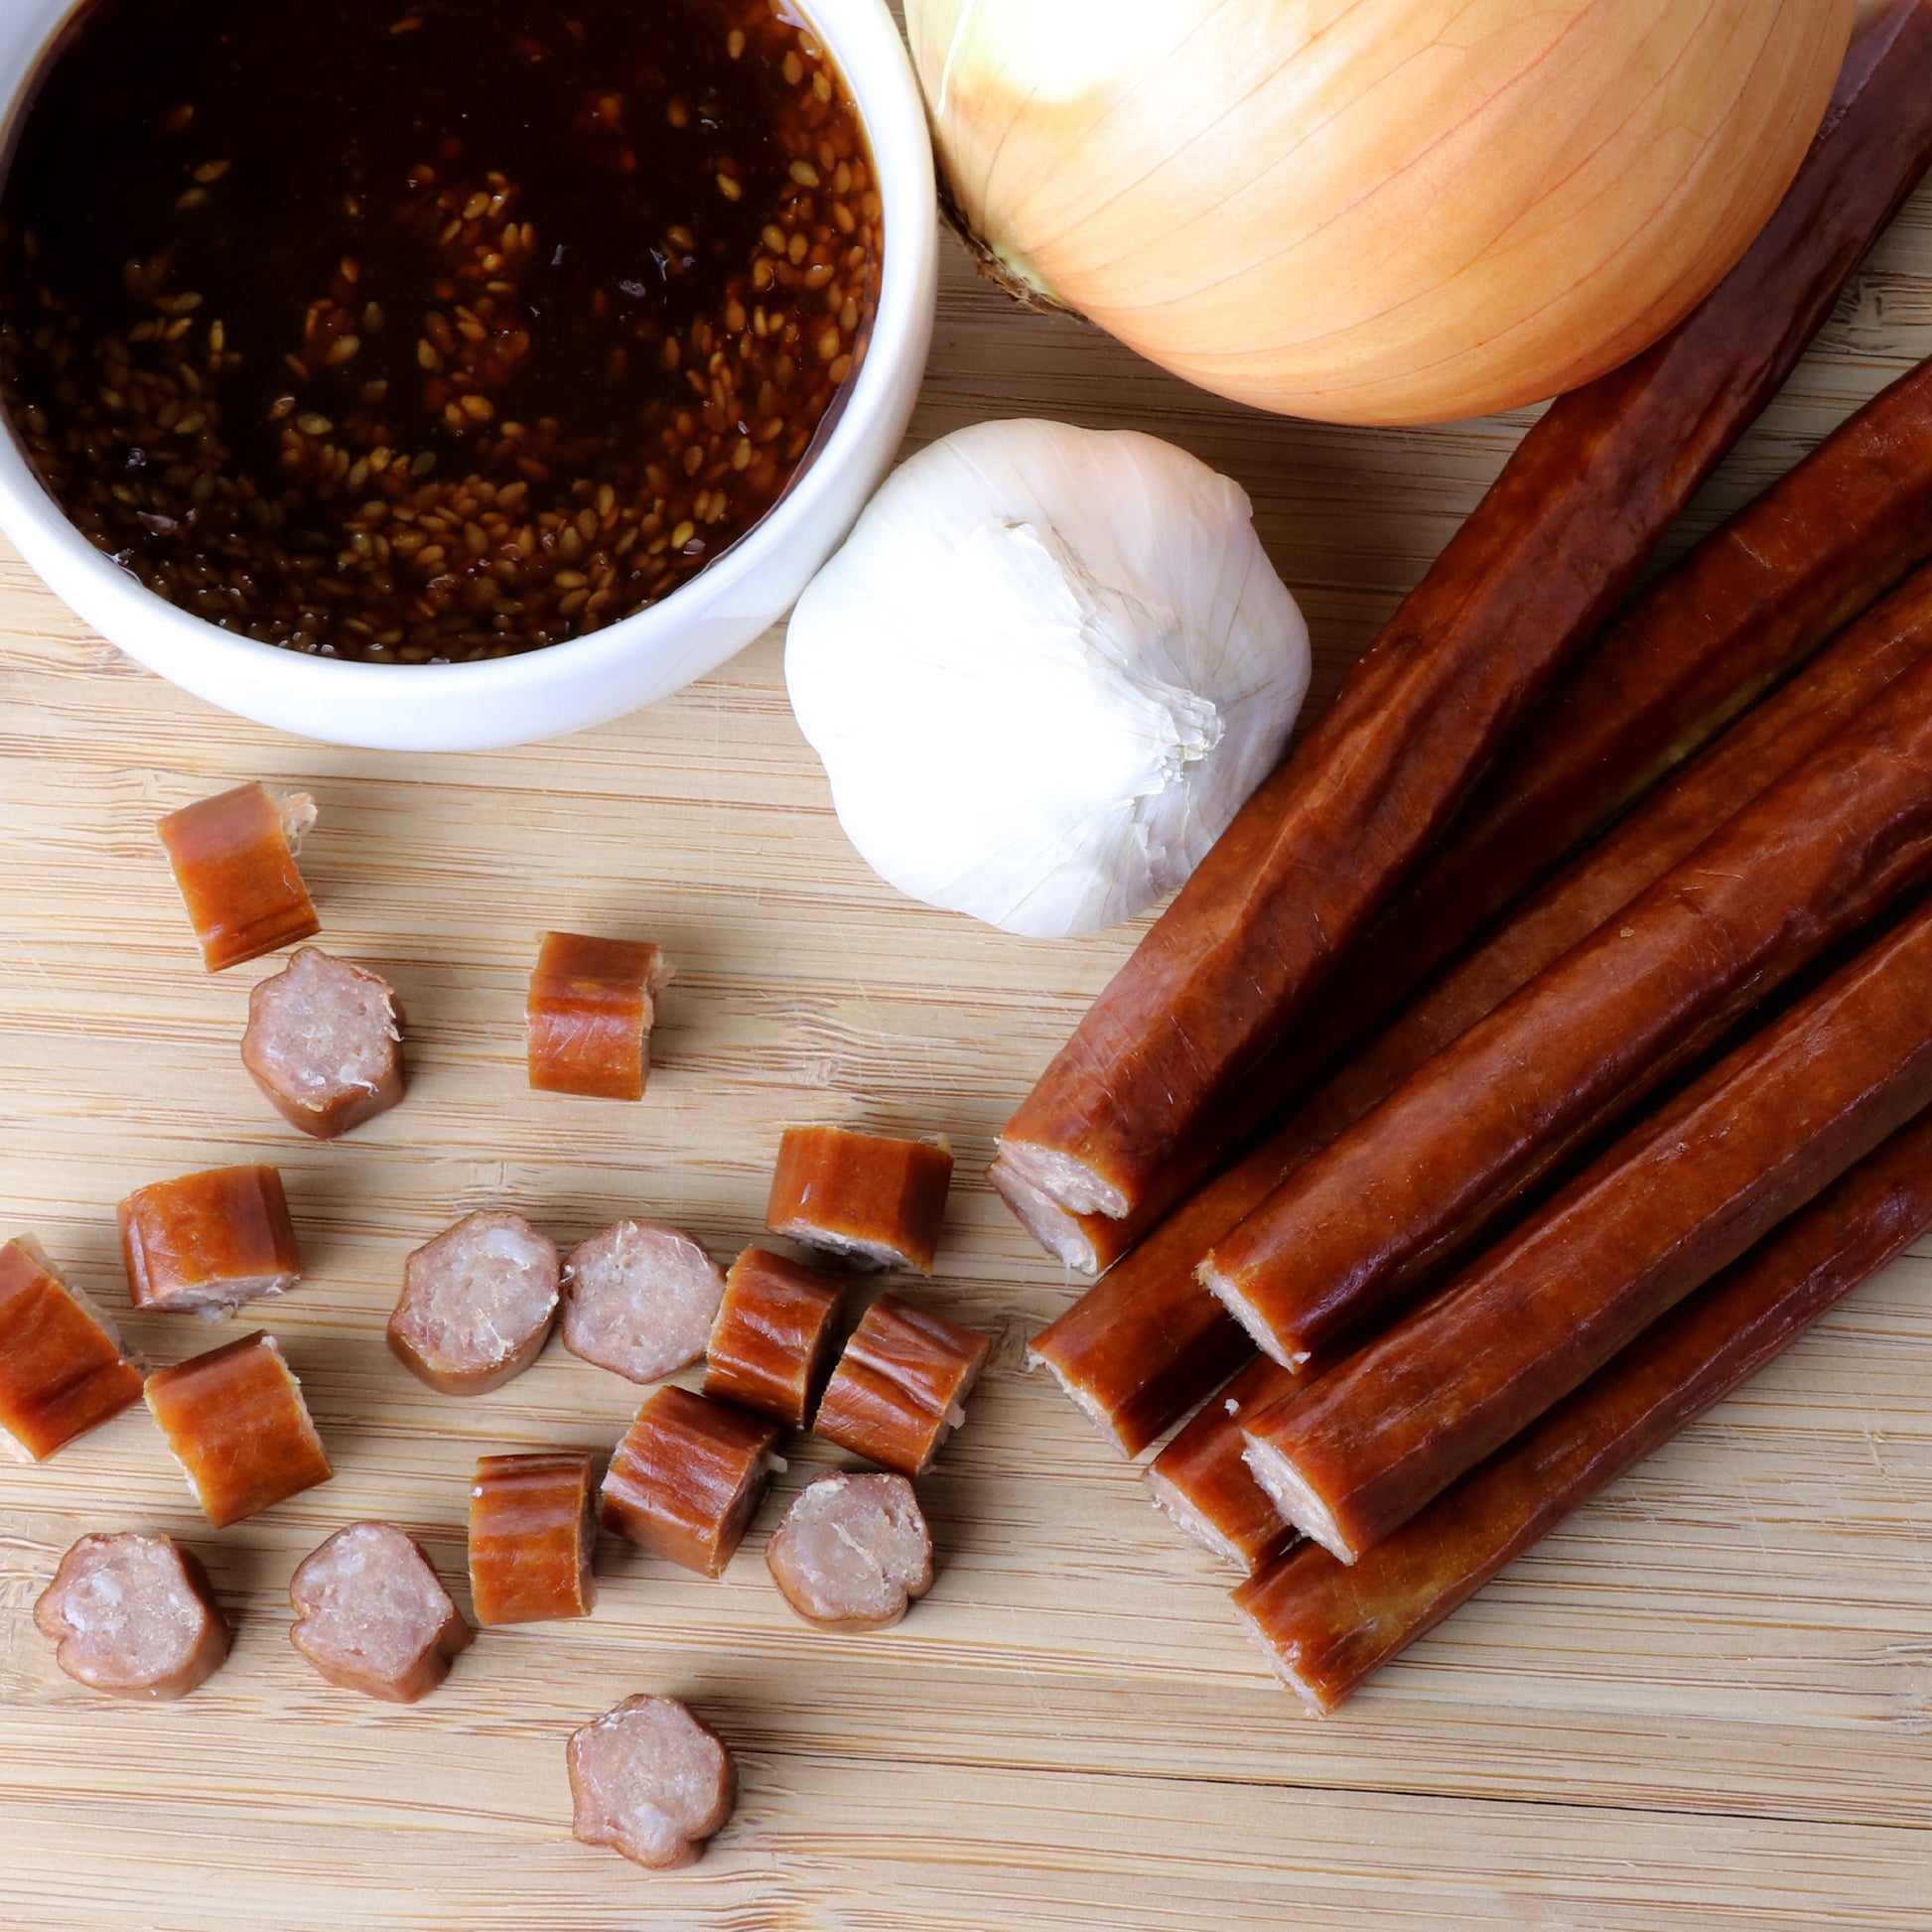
[906,0,1856,427]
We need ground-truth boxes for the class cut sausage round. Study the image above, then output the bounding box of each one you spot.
[243,948,404,1140]
[157,781,319,973]
[561,1221,724,1385]
[527,932,672,1101]
[813,1295,991,1477]
[118,1165,302,1317]
[34,1532,229,1700]
[765,1473,933,1632]
[388,1210,560,1396]
[289,1520,473,1703]
[704,1246,846,1429]
[468,1450,599,1625]
[0,1234,144,1462]
[567,1694,736,1870]
[143,1330,334,1528]
[765,1125,954,1274]
[600,1386,782,1579]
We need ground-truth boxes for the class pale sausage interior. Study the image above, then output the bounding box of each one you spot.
[247,949,400,1110]
[766,1472,932,1630]
[38,1535,211,1692]
[562,1221,723,1384]
[568,1695,735,1869]
[394,1212,559,1379]
[291,1522,457,1684]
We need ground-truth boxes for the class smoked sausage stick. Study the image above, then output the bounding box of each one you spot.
[1205,639,1932,1373]
[1033,564,1932,1450]
[1241,890,1932,1565]
[1233,1105,1932,1713]
[1145,1354,1304,1574]
[1004,341,1932,1280]
[996,4,1932,1229]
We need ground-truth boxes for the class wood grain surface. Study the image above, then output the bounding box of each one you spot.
[3,157,1932,1932]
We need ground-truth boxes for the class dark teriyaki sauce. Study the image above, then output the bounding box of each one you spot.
[0,0,882,661]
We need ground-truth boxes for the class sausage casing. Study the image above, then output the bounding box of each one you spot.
[766,1126,953,1274]
[143,1330,334,1527]
[468,1449,598,1624]
[600,1387,781,1578]
[157,781,320,972]
[290,1520,474,1702]
[1032,562,1932,1449]
[0,1235,143,1461]
[1233,1104,1932,1714]
[1206,641,1932,1370]
[996,15,1932,1227]
[119,1165,302,1317]
[242,948,404,1139]
[526,931,670,1101]
[35,1532,229,1700]
[703,1246,846,1428]
[813,1294,990,1477]
[1243,891,1932,1563]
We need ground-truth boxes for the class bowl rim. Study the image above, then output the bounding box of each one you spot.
[0,0,933,699]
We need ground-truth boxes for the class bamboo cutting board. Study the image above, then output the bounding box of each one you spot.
[3,186,1932,1930]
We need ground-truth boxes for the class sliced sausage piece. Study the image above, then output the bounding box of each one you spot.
[561,1221,724,1385]
[766,1126,953,1274]
[567,1694,736,1870]
[388,1210,559,1396]
[1242,893,1932,1565]
[995,22,1932,1228]
[765,1472,932,1631]
[1145,1355,1302,1575]
[242,948,404,1139]
[289,1520,474,1702]
[143,1330,334,1528]
[0,1235,143,1461]
[468,1450,598,1625]
[1233,1104,1932,1714]
[600,1387,782,1579]
[527,931,672,1101]
[813,1295,990,1477]
[703,1247,846,1429]
[34,1532,229,1699]
[157,781,320,972]
[119,1166,301,1317]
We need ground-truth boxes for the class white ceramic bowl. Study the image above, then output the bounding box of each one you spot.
[0,0,935,750]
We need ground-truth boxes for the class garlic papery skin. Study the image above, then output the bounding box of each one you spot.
[784,419,1311,939]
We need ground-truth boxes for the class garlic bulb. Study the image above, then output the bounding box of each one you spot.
[784,419,1310,938]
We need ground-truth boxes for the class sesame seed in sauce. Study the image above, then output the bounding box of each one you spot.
[0,0,881,663]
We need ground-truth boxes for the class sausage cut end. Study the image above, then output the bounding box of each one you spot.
[290,1520,473,1702]
[389,1210,560,1395]
[562,1221,724,1384]
[567,1694,736,1869]
[765,1472,932,1631]
[34,1532,229,1700]
[243,949,405,1139]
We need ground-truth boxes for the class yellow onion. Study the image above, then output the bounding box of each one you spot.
[905,0,1856,426]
